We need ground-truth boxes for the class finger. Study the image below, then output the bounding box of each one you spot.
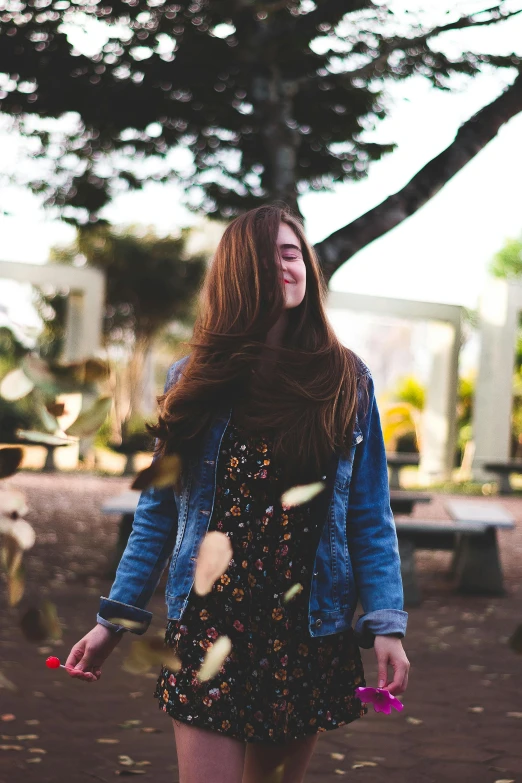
[65,646,84,669]
[383,667,407,695]
[377,657,389,689]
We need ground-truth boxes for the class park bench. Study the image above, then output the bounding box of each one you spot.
[396,499,515,607]
[483,460,522,495]
[386,452,420,489]
[389,489,431,515]
[101,490,140,577]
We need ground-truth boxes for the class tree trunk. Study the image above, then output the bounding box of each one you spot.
[251,67,302,216]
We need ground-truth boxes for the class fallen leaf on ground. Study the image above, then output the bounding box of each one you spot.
[26,757,42,763]
[468,706,484,713]
[118,755,135,766]
[352,761,378,769]
[16,734,38,740]
[0,673,17,691]
[406,717,423,725]
[330,753,345,760]
[129,692,144,698]
[28,748,46,754]
[97,738,120,744]
[140,728,161,734]
[0,745,23,751]
[118,720,142,729]
[334,771,346,776]
[506,712,522,718]
[25,720,39,725]
[0,715,15,722]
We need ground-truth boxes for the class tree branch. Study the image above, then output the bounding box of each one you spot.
[339,5,522,83]
[314,69,522,281]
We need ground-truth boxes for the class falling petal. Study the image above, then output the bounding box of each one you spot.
[46,402,66,417]
[7,561,25,607]
[197,636,232,682]
[0,368,34,401]
[280,481,325,508]
[131,454,183,491]
[283,583,303,603]
[16,429,76,446]
[0,519,35,551]
[122,638,181,676]
[0,490,28,518]
[106,618,149,633]
[21,354,57,393]
[66,397,112,438]
[0,448,23,479]
[263,763,285,783]
[193,531,233,596]
[36,402,60,434]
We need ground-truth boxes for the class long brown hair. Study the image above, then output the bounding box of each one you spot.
[149,204,369,491]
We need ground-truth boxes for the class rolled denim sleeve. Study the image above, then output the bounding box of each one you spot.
[97,361,183,635]
[346,371,408,649]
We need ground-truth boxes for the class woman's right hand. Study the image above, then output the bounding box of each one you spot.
[65,623,124,682]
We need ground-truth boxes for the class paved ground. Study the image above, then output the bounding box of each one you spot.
[0,472,521,783]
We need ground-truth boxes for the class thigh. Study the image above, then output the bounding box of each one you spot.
[172,718,246,783]
[242,733,319,783]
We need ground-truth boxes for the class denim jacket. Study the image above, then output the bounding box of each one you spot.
[97,355,407,649]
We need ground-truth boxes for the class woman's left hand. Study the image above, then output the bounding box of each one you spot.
[373,635,410,696]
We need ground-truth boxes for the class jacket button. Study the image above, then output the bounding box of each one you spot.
[315,619,322,628]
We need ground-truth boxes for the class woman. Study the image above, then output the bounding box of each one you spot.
[66,205,410,783]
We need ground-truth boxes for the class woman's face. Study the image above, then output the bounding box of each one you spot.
[276,222,306,309]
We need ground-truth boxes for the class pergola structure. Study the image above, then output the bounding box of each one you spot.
[472,276,521,482]
[326,291,463,483]
[0,260,105,360]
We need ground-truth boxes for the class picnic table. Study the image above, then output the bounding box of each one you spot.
[0,434,69,472]
[386,452,420,489]
[396,499,515,607]
[483,460,522,495]
[101,490,140,577]
[389,489,431,515]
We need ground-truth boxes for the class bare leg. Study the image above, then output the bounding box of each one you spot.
[242,733,319,783]
[172,719,246,783]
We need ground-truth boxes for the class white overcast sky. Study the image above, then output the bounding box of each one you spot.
[1,0,522,336]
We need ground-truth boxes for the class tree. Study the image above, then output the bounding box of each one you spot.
[50,224,206,438]
[1,2,522,281]
[489,236,522,280]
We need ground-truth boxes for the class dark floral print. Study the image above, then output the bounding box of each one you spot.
[153,412,367,743]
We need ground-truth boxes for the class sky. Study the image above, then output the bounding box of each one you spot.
[1,1,522,344]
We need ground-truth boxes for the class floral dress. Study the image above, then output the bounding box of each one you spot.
[153,411,367,743]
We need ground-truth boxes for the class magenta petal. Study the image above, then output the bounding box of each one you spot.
[355,687,379,704]
[374,701,392,715]
[389,695,404,712]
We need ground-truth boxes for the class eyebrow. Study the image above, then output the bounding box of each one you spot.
[279,243,302,253]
